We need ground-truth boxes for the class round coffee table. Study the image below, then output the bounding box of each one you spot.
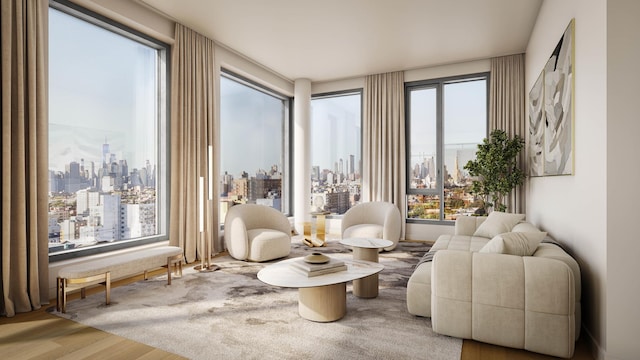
[257,257,383,322]
[339,238,393,298]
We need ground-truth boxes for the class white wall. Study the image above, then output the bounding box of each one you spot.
[71,0,174,44]
[525,0,609,358]
[606,1,640,359]
[216,45,294,97]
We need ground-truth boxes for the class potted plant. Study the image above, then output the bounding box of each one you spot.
[464,129,525,213]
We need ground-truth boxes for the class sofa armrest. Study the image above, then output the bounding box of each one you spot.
[224,212,249,260]
[382,205,401,243]
[431,250,577,358]
[340,205,362,237]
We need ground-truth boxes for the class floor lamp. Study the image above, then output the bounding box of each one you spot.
[194,146,220,272]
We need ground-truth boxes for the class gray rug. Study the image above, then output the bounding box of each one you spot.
[53,238,462,360]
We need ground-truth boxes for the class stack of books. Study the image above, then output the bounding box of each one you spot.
[290,257,347,277]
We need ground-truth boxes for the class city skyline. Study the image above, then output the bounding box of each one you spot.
[48,130,154,174]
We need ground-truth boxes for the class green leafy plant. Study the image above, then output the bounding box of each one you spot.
[464,129,525,213]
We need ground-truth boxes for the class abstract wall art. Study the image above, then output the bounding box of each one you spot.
[528,71,544,177]
[528,19,575,176]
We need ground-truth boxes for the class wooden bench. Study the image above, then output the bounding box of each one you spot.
[56,246,183,313]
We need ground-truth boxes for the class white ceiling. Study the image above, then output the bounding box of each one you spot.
[139,0,542,82]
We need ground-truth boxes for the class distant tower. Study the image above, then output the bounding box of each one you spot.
[349,154,355,176]
[102,137,110,166]
[453,153,460,184]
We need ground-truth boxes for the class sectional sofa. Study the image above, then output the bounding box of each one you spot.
[406,212,581,358]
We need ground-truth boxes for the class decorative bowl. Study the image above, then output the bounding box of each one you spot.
[304,252,330,264]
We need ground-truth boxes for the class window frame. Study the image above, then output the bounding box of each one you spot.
[48,0,170,262]
[405,72,489,224]
[219,69,293,216]
[310,89,364,216]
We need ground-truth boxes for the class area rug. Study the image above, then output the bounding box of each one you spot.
[53,238,461,360]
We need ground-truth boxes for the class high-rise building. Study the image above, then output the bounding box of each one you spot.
[326,191,350,214]
[121,203,156,239]
[452,153,462,185]
[89,193,121,242]
[65,161,83,193]
[249,177,281,205]
[102,138,110,166]
[349,154,355,176]
[232,177,248,201]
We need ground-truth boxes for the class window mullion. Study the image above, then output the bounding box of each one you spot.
[436,83,444,221]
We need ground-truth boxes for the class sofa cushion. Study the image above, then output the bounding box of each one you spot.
[247,228,291,262]
[511,221,540,233]
[473,211,525,238]
[479,231,547,256]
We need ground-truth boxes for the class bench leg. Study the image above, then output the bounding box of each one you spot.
[166,254,183,285]
[105,272,111,305]
[56,277,64,313]
[166,263,171,285]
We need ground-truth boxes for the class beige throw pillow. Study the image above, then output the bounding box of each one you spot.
[472,211,525,239]
[479,231,547,256]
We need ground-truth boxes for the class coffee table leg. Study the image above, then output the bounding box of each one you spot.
[352,247,380,298]
[298,283,346,322]
[353,273,379,298]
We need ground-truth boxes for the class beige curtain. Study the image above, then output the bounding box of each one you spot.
[489,54,526,213]
[169,24,217,263]
[362,72,406,238]
[1,0,49,317]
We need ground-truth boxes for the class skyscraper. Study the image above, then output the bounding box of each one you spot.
[102,137,110,166]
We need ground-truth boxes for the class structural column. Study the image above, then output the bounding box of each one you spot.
[293,78,312,234]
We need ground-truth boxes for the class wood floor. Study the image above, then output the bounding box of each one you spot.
[1,269,594,360]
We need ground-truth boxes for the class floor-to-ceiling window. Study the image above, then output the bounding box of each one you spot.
[310,91,362,214]
[219,71,291,221]
[406,74,488,222]
[48,1,169,260]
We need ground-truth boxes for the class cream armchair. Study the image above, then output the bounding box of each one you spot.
[224,204,291,262]
[340,201,402,251]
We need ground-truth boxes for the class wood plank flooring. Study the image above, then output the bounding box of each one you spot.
[0,269,185,360]
[1,268,594,360]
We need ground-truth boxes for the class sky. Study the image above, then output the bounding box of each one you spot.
[220,76,284,177]
[48,8,484,179]
[310,94,361,172]
[48,8,158,172]
[220,80,361,178]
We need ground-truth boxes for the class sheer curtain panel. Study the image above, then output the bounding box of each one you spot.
[169,24,218,263]
[362,72,406,238]
[1,0,50,317]
[490,54,526,213]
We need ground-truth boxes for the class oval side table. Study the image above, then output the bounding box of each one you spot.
[339,237,393,298]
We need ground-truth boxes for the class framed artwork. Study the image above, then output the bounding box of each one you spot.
[529,19,575,176]
[528,71,544,176]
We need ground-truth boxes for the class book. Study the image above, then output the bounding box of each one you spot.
[291,258,345,272]
[290,263,347,277]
